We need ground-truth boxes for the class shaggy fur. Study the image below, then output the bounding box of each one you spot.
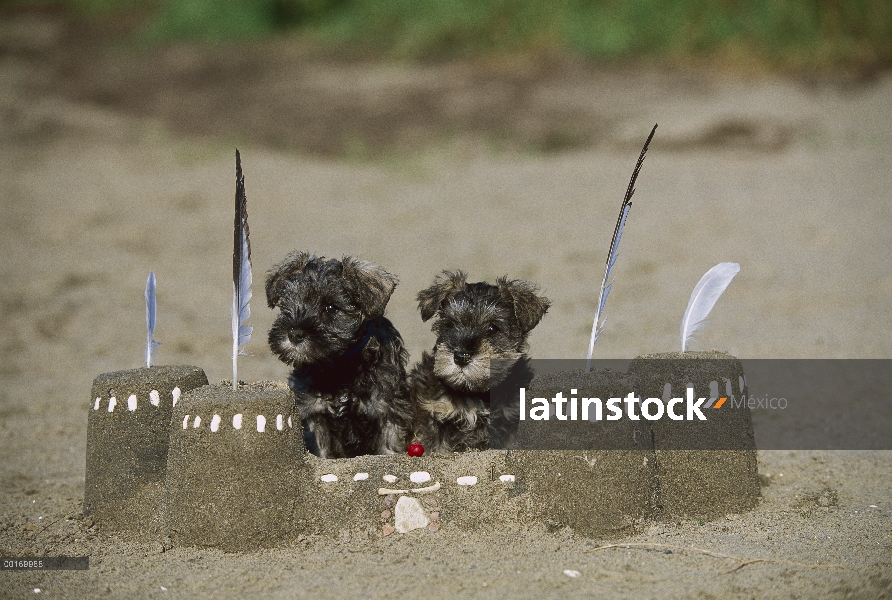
[408,271,550,453]
[266,251,412,458]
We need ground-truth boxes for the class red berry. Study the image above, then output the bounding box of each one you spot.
[407,442,424,457]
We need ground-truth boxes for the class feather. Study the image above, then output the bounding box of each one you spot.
[585,123,657,372]
[232,150,253,390]
[680,262,740,352]
[145,271,160,368]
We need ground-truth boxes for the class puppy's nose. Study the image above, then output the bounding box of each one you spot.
[288,328,305,345]
[453,351,472,367]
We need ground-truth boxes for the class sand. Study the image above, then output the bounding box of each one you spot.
[1,13,891,599]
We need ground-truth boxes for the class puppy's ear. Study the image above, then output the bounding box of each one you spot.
[497,277,551,334]
[341,257,398,318]
[265,250,313,308]
[417,270,467,322]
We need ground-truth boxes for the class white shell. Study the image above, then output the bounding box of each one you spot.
[320,474,338,483]
[353,472,369,481]
[382,474,397,483]
[499,474,515,483]
[410,471,431,483]
[563,570,581,578]
[456,476,478,486]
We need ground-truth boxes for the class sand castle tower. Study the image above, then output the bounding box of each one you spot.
[512,367,658,536]
[161,381,308,550]
[628,351,760,519]
[84,365,208,536]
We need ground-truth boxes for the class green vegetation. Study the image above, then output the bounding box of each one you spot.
[38,0,892,68]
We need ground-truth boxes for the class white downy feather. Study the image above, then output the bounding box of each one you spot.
[680,262,740,352]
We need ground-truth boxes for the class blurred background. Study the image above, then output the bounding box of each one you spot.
[1,0,891,395]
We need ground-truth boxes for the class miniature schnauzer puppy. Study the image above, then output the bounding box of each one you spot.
[266,251,413,458]
[408,270,550,453]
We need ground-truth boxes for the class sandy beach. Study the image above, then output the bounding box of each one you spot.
[1,14,890,598]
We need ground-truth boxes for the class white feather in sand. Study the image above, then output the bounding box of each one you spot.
[680,262,740,352]
[232,150,253,390]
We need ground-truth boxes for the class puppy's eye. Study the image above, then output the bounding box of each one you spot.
[487,324,498,334]
[324,304,338,315]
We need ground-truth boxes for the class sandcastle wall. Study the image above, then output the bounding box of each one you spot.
[83,353,759,550]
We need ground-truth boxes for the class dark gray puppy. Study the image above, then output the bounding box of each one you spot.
[266,251,412,458]
[408,270,550,453]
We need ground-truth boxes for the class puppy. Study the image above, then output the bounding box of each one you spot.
[408,270,550,453]
[266,251,412,458]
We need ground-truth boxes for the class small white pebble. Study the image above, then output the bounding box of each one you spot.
[172,387,181,407]
[192,415,201,428]
[563,570,581,578]
[108,397,116,412]
[160,586,167,591]
[210,414,221,433]
[499,474,515,483]
[182,415,189,429]
[128,394,137,412]
[410,471,431,483]
[33,589,41,594]
[383,474,397,483]
[150,390,160,406]
[93,398,100,410]
[353,473,369,481]
[257,415,266,432]
[288,416,293,428]
[276,414,283,431]
[233,413,243,430]
[457,476,477,486]
[321,474,338,483]
[869,505,878,508]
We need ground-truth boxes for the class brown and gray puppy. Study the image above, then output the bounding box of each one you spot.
[266,251,412,458]
[408,270,550,453]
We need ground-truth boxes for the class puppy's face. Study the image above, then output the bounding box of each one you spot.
[266,252,397,367]
[418,271,550,392]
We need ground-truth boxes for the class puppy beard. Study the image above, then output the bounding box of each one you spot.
[267,317,360,368]
[432,341,522,392]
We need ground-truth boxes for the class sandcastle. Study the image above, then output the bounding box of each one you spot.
[83,352,760,551]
